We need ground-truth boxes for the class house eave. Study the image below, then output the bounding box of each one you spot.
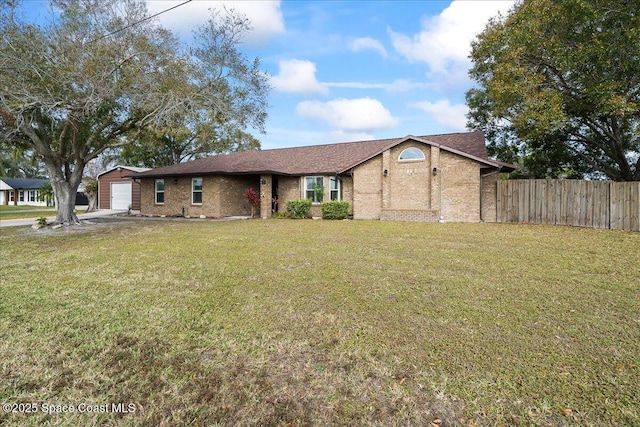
[125,170,299,179]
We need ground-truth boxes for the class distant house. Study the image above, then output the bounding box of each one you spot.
[97,165,150,210]
[0,178,52,206]
[130,132,516,222]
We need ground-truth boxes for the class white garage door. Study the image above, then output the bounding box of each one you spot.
[111,182,132,210]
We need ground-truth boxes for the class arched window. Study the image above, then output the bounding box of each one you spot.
[398,147,425,161]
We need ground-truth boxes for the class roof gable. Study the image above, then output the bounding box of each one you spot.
[336,133,501,173]
[404,135,500,169]
[97,165,151,178]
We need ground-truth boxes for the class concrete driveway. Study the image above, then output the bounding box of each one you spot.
[0,210,125,228]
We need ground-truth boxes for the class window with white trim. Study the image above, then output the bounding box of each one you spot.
[29,190,36,202]
[305,176,323,203]
[399,147,425,161]
[9,191,14,202]
[19,191,24,202]
[192,178,203,205]
[330,177,341,200]
[155,179,164,204]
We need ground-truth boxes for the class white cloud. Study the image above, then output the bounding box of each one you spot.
[348,37,388,58]
[411,99,468,131]
[271,59,329,95]
[389,1,514,73]
[147,1,285,45]
[295,98,399,131]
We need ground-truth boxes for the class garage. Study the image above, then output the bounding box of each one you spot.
[97,165,150,211]
[111,182,132,210]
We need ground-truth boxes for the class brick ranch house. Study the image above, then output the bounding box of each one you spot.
[129,131,515,222]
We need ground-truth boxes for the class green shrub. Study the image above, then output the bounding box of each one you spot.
[322,201,350,220]
[286,199,312,219]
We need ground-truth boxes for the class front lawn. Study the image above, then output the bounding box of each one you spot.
[0,210,58,220]
[0,205,55,211]
[0,220,638,426]
[0,204,60,220]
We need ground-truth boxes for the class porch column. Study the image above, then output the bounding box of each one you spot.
[259,174,272,219]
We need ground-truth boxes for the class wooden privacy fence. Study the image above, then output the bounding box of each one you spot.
[496,180,640,231]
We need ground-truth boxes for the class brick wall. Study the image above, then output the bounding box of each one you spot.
[387,142,432,210]
[380,209,439,222]
[481,172,498,222]
[439,151,481,222]
[352,156,383,219]
[220,175,259,217]
[275,176,300,213]
[140,175,256,218]
[141,176,215,217]
[341,175,354,215]
[351,144,486,222]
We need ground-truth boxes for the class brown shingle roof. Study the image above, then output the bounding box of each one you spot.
[133,131,507,178]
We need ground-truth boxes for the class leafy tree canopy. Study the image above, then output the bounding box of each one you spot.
[0,139,46,178]
[105,121,261,168]
[0,0,270,224]
[467,0,640,181]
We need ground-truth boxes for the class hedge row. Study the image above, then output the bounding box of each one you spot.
[281,199,350,220]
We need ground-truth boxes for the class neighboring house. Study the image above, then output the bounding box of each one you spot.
[130,132,516,222]
[0,178,52,206]
[97,165,150,210]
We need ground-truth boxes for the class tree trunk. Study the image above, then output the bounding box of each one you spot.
[85,192,98,212]
[45,166,82,226]
[53,181,80,225]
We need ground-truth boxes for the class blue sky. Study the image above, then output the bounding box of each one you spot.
[19,0,515,150]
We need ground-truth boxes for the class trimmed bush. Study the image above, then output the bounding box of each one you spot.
[322,201,349,220]
[286,199,312,219]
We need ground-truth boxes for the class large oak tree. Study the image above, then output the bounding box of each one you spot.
[467,0,639,181]
[0,0,269,224]
[105,118,262,168]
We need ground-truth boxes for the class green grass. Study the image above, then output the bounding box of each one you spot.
[0,210,58,220]
[0,205,59,220]
[1,220,638,426]
[0,204,53,211]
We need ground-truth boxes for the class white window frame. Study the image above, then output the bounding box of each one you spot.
[192,177,203,205]
[330,177,341,201]
[28,190,36,202]
[19,190,24,202]
[9,191,14,202]
[155,179,164,204]
[398,147,425,161]
[305,176,324,203]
